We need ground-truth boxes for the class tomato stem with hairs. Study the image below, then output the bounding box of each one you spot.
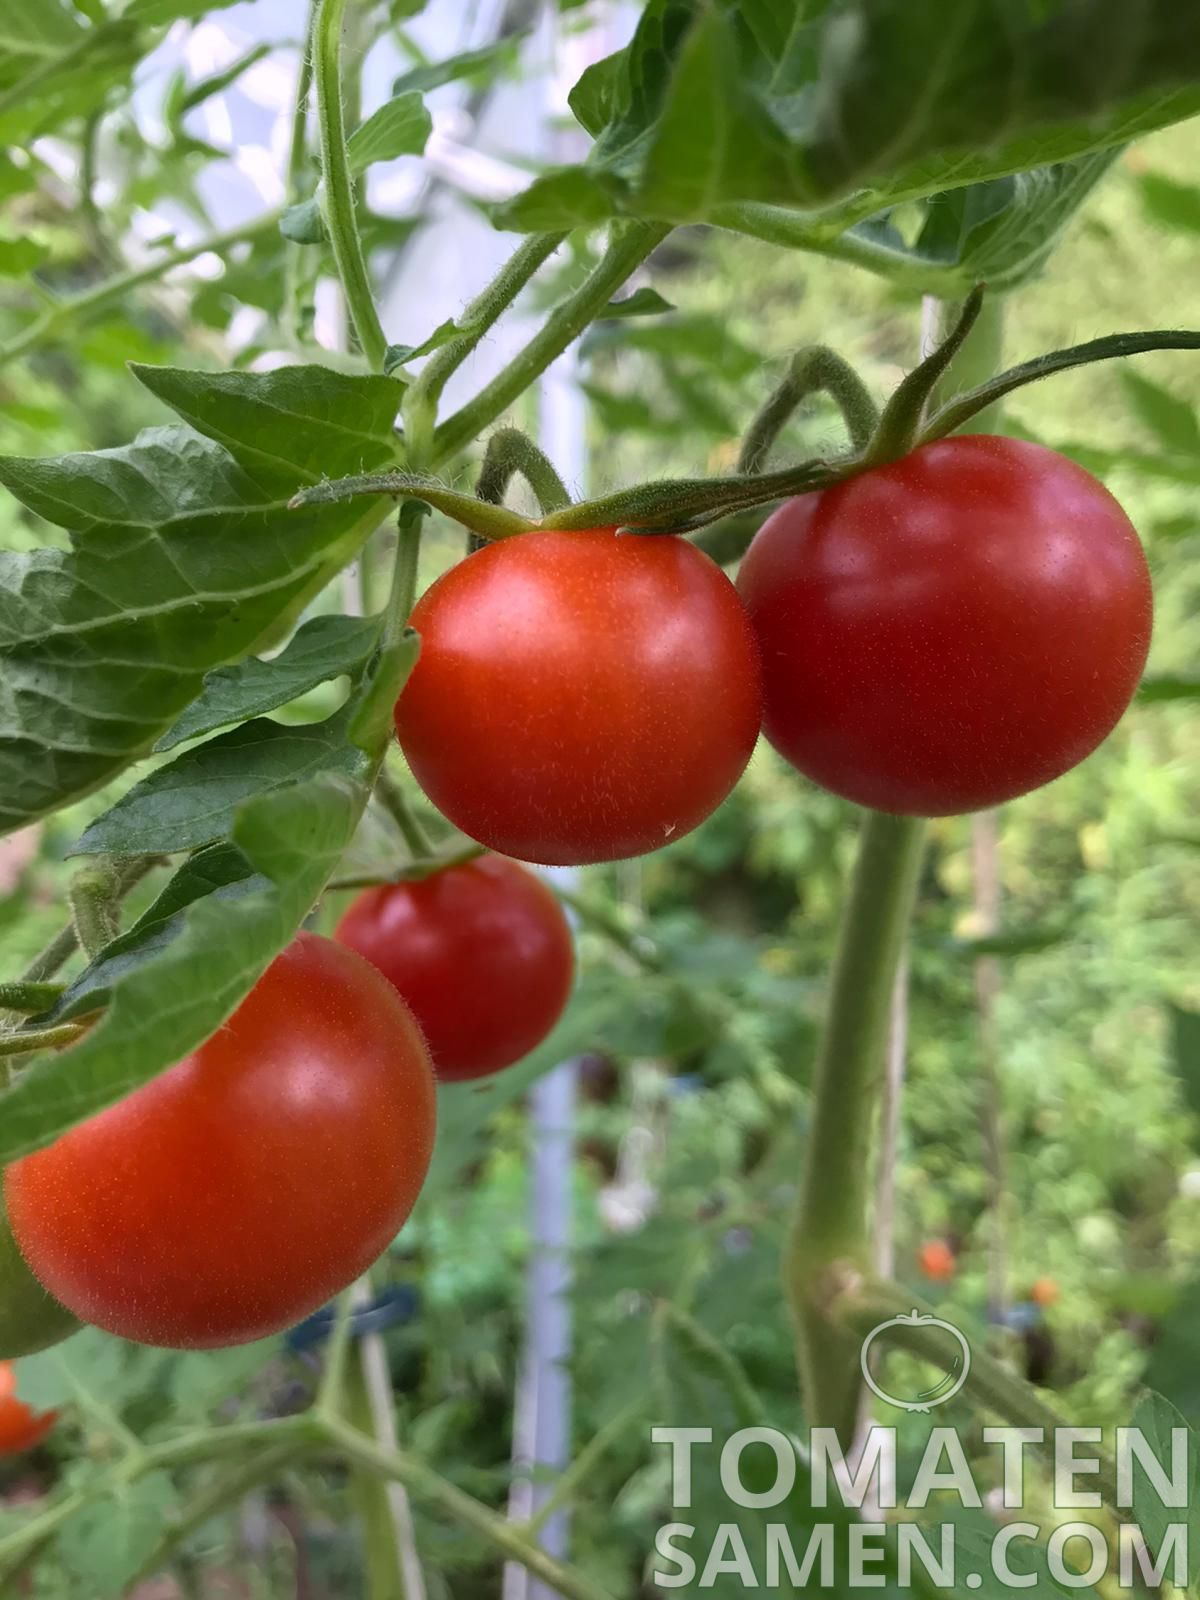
[785,810,926,1444]
[375,768,433,861]
[476,427,571,516]
[863,286,984,466]
[738,346,879,473]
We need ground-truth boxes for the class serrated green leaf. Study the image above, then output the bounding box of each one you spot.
[346,90,431,173]
[0,367,402,832]
[156,613,381,752]
[60,1472,179,1596]
[391,35,523,96]
[384,316,466,372]
[505,0,1200,232]
[77,709,366,856]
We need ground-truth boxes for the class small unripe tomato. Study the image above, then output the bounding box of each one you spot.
[919,1240,956,1281]
[336,855,574,1082]
[394,529,762,864]
[738,437,1152,815]
[5,934,436,1350]
[0,1362,56,1453]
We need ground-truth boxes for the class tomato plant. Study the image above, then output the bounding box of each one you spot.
[336,855,574,1082]
[0,1363,56,1455]
[737,436,1153,815]
[4,935,435,1349]
[394,530,762,865]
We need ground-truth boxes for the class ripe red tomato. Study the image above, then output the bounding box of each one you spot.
[336,855,574,1082]
[1030,1276,1060,1308]
[737,437,1152,815]
[919,1240,956,1282]
[4,933,436,1350]
[0,1361,56,1453]
[394,530,762,864]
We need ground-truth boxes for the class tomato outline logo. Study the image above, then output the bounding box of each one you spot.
[860,1310,971,1413]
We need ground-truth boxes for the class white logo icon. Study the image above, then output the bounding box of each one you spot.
[860,1310,971,1413]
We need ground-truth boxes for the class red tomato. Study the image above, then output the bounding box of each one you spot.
[5,934,436,1350]
[394,530,762,864]
[1030,1276,1060,1308]
[0,1362,56,1453]
[737,437,1152,815]
[919,1240,956,1282]
[336,855,574,1082]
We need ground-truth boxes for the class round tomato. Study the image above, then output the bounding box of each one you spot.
[1030,1276,1060,1308]
[5,933,436,1350]
[919,1240,956,1282]
[394,530,762,864]
[0,1362,56,1453]
[737,437,1152,815]
[336,855,574,1082]
[0,1201,79,1359]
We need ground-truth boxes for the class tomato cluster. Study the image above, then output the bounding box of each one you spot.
[0,437,1152,1354]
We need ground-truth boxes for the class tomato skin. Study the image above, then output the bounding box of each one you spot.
[919,1240,956,1282]
[336,856,574,1082]
[394,530,762,865]
[737,437,1152,815]
[4,933,436,1350]
[0,1362,56,1453]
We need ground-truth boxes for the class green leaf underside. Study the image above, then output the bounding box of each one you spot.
[75,710,367,857]
[155,613,382,752]
[0,365,403,835]
[498,0,1200,234]
[346,91,432,174]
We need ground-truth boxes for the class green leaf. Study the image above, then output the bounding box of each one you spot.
[948,924,1069,958]
[1120,370,1200,455]
[0,764,372,1163]
[1139,675,1200,702]
[595,286,675,320]
[75,710,367,857]
[123,0,240,20]
[1124,1393,1200,1586]
[390,35,523,96]
[504,0,1200,231]
[1140,171,1200,234]
[60,1472,179,1597]
[155,613,381,752]
[175,40,271,115]
[346,91,432,173]
[384,316,467,372]
[0,237,46,276]
[0,16,142,142]
[280,196,326,244]
[0,366,402,834]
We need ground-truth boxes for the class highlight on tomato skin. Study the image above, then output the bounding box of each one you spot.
[0,1361,56,1454]
[737,435,1153,816]
[3,933,437,1352]
[335,854,574,1083]
[393,528,763,866]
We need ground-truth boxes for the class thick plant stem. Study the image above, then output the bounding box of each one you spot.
[314,0,387,370]
[785,811,926,1444]
[432,222,670,465]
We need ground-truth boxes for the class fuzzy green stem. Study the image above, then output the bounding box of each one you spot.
[433,223,670,465]
[403,232,566,467]
[376,769,433,859]
[476,427,571,515]
[739,347,879,474]
[68,861,120,961]
[320,1417,616,1600]
[786,811,927,1443]
[15,855,159,988]
[282,0,321,345]
[864,287,984,466]
[0,1025,88,1059]
[314,0,387,369]
[0,215,280,373]
[0,983,65,1015]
